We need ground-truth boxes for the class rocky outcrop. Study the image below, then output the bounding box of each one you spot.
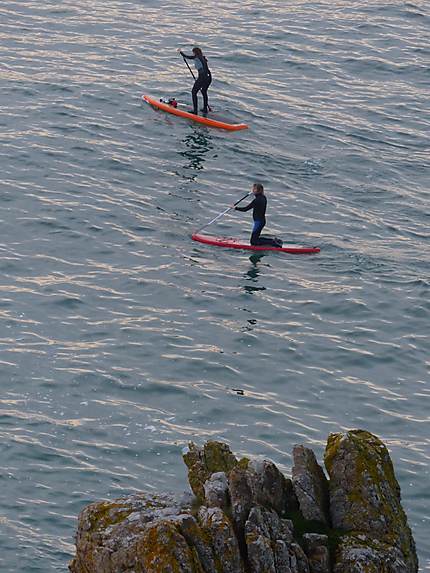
[70,431,418,573]
[324,429,418,573]
[69,493,199,573]
[292,446,330,525]
[183,441,238,501]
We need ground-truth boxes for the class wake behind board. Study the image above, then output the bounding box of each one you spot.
[192,233,320,254]
[142,95,248,131]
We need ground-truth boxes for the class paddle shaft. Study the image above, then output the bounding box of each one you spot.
[195,192,251,234]
[182,55,196,80]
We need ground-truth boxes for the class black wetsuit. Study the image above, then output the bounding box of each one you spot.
[236,195,282,247]
[180,52,212,114]
[235,195,267,245]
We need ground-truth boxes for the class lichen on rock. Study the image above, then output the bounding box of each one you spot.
[245,506,310,573]
[324,429,418,573]
[333,534,410,573]
[198,506,244,573]
[69,492,196,573]
[183,441,238,500]
[139,519,198,573]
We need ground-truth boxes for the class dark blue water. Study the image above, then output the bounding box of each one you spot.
[0,1,429,570]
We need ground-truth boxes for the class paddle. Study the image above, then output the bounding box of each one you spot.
[195,192,251,234]
[181,54,196,81]
[178,49,212,112]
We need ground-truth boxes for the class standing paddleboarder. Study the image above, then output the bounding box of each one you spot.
[178,47,212,115]
[234,183,282,247]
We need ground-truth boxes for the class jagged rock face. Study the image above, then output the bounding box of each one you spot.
[198,507,244,573]
[324,429,418,573]
[228,462,255,535]
[140,520,197,573]
[228,457,297,543]
[248,459,296,516]
[69,493,197,573]
[334,535,412,573]
[69,431,418,573]
[183,441,238,500]
[245,507,309,573]
[177,513,218,572]
[302,534,330,573]
[203,472,230,510]
[292,446,330,525]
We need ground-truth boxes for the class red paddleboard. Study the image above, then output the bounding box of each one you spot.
[192,233,320,254]
[142,95,248,131]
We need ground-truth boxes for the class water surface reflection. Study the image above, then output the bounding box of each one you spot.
[179,128,213,174]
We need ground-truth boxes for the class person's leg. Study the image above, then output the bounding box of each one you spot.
[191,85,198,114]
[191,78,202,115]
[192,78,203,114]
[250,220,265,245]
[258,236,283,247]
[201,86,208,113]
[201,75,212,113]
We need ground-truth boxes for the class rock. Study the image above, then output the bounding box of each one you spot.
[69,493,197,573]
[70,431,418,573]
[334,535,410,573]
[204,472,230,510]
[248,458,296,516]
[69,491,243,573]
[245,506,309,573]
[228,457,296,538]
[139,520,196,573]
[292,445,330,525]
[198,506,244,573]
[324,429,418,573]
[302,534,330,573]
[245,507,277,572]
[228,462,255,536]
[183,441,238,500]
[176,513,217,572]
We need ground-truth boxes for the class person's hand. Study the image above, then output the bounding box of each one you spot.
[177,48,182,53]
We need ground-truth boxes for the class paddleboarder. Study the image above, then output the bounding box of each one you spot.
[178,47,212,115]
[234,183,282,247]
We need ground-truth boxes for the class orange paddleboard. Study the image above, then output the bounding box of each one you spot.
[142,95,248,131]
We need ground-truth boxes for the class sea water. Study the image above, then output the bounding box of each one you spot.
[0,1,429,570]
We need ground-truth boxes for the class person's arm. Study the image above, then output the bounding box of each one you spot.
[235,199,255,212]
[179,50,196,60]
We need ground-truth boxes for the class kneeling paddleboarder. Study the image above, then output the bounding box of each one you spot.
[178,47,212,115]
[234,183,282,247]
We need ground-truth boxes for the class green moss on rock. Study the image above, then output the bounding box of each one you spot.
[86,500,133,534]
[183,441,238,500]
[138,520,198,573]
[236,457,250,470]
[324,429,418,572]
